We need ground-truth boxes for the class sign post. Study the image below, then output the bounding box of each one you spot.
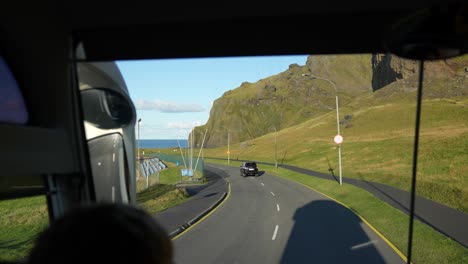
[334,135,343,185]
[334,135,343,144]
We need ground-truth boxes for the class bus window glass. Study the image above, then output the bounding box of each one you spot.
[0,56,28,124]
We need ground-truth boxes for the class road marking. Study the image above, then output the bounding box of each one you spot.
[272,225,279,240]
[261,182,265,186]
[270,192,275,196]
[351,240,377,250]
[277,204,280,211]
[112,153,115,162]
[111,186,115,202]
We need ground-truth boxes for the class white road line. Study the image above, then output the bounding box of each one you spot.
[261,182,265,186]
[111,186,115,202]
[272,225,279,240]
[112,153,116,162]
[277,204,280,211]
[270,192,275,196]
[351,240,377,250]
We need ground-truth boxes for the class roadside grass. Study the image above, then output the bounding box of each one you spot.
[136,162,195,215]
[0,179,191,262]
[137,159,206,188]
[136,162,179,193]
[0,195,48,262]
[202,98,468,212]
[159,162,182,184]
[136,173,160,193]
[136,184,189,215]
[207,159,468,264]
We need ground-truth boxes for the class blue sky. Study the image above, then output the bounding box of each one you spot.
[117,55,308,139]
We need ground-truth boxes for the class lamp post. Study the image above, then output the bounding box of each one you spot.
[137,118,142,161]
[273,126,278,168]
[188,128,194,174]
[219,126,230,164]
[302,73,342,185]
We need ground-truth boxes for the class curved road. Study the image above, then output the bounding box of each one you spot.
[174,164,405,264]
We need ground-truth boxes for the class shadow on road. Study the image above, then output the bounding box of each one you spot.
[203,192,218,198]
[281,200,388,264]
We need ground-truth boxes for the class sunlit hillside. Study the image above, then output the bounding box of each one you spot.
[200,54,468,212]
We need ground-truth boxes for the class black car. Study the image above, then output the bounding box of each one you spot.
[240,162,258,177]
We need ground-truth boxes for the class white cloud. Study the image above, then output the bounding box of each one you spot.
[166,121,202,129]
[135,99,205,113]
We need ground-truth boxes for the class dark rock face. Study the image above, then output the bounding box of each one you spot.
[289,63,300,69]
[371,54,418,92]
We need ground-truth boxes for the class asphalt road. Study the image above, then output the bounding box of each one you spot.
[154,165,229,234]
[173,164,405,264]
[208,158,468,247]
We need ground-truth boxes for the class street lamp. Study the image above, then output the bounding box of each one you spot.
[302,73,342,185]
[188,128,194,174]
[219,126,230,164]
[137,118,142,161]
[272,126,278,168]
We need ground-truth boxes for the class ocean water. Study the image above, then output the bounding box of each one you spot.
[137,139,188,148]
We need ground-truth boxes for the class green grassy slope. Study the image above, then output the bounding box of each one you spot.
[205,79,468,212]
[203,97,468,211]
[194,55,374,147]
[201,54,468,212]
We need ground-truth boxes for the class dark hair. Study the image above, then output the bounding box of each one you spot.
[28,203,173,264]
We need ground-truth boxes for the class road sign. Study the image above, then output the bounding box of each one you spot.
[181,169,194,177]
[227,151,230,154]
[334,135,343,144]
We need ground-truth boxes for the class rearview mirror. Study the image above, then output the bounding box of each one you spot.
[81,88,133,129]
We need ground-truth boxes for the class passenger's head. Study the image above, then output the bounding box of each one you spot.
[28,203,173,264]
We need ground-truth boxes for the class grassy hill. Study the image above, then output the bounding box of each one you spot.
[194,54,373,147]
[200,54,468,212]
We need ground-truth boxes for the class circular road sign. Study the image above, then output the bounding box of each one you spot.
[334,135,343,144]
